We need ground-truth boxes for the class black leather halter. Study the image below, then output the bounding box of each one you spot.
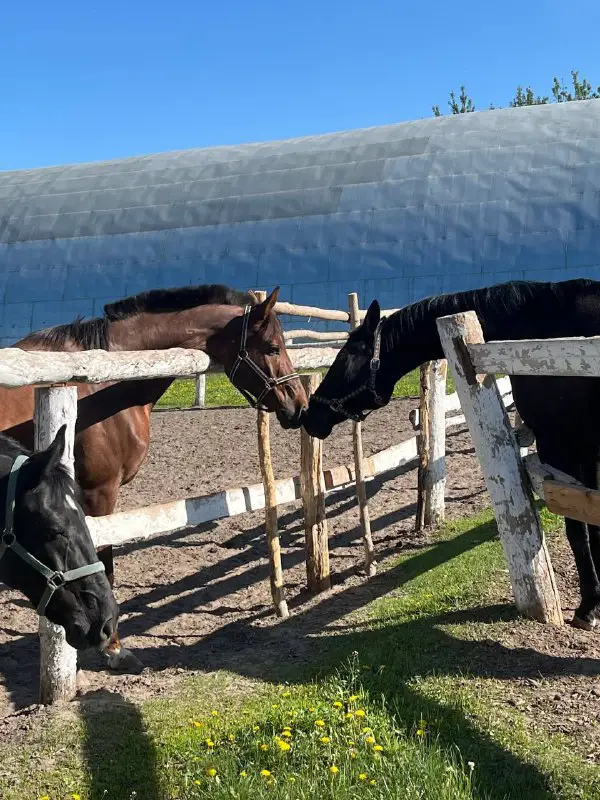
[312,319,385,422]
[227,305,299,411]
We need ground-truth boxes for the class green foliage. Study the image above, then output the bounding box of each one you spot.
[434,69,600,116]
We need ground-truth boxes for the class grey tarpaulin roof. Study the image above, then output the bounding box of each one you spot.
[0,99,599,342]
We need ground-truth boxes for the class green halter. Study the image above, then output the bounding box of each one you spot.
[0,454,105,616]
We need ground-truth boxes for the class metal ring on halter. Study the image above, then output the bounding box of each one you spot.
[0,454,106,617]
[226,305,299,411]
[313,318,385,422]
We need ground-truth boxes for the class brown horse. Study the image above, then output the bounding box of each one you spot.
[0,284,307,664]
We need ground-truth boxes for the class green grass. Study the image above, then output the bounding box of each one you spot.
[3,507,597,800]
[156,368,457,409]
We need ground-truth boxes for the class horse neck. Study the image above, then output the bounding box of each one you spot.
[383,281,567,383]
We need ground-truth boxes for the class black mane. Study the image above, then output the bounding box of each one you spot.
[0,433,76,500]
[104,284,256,321]
[21,284,255,351]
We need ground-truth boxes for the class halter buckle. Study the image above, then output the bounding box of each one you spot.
[48,572,66,590]
[370,357,381,371]
[1,531,15,547]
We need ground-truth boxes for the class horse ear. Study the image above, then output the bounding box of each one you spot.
[25,426,67,485]
[249,288,280,324]
[363,300,380,334]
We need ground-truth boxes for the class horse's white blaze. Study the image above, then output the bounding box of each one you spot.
[65,494,78,511]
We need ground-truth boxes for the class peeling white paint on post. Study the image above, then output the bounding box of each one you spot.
[437,311,563,625]
[194,374,206,407]
[469,335,600,377]
[416,360,447,530]
[35,386,79,704]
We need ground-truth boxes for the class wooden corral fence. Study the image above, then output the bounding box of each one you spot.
[0,293,517,708]
[437,310,600,627]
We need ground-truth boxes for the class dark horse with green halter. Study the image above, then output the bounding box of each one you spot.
[0,426,118,650]
[0,283,307,665]
[301,278,600,631]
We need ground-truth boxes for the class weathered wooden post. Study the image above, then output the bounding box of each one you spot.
[35,385,79,703]
[194,374,206,407]
[300,373,330,593]
[348,292,376,577]
[437,311,563,625]
[415,360,447,530]
[254,290,289,619]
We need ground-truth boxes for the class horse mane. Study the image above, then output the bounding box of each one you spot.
[22,284,257,351]
[104,284,256,321]
[0,433,77,500]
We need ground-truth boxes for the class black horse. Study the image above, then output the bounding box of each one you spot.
[0,426,118,649]
[301,278,600,630]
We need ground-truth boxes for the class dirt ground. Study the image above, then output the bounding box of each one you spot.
[1,398,600,758]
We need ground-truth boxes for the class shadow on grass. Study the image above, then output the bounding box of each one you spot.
[80,689,160,800]
[128,514,597,799]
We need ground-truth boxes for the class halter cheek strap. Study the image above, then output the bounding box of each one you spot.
[227,305,300,411]
[0,454,105,616]
[312,319,386,422]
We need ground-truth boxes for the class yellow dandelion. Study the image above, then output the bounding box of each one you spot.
[348,740,356,746]
[205,738,215,748]
[365,735,376,744]
[315,719,326,727]
[345,712,355,720]
[72,795,81,800]
[373,745,384,752]
[349,748,358,758]
[282,691,291,697]
[355,709,366,718]
[329,765,340,775]
[260,769,271,777]
[281,729,292,738]
[260,743,269,751]
[189,718,203,728]
[194,780,201,785]
[277,740,291,752]
[272,703,279,709]
[349,694,359,702]
[253,725,260,732]
[332,701,343,709]
[320,735,331,744]
[240,770,248,777]
[361,727,372,734]
[308,706,316,713]
[288,776,297,783]
[206,768,217,778]
[370,779,377,785]
[358,773,368,781]
[40,797,50,800]
[211,710,219,717]
[228,733,236,742]
[416,728,425,737]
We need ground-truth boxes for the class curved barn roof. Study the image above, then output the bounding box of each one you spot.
[0,100,599,342]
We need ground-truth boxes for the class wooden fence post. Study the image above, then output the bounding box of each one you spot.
[300,373,330,593]
[436,311,563,625]
[254,290,289,619]
[415,360,447,530]
[194,374,206,407]
[348,292,376,577]
[35,385,79,704]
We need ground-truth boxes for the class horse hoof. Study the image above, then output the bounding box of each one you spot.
[571,615,598,631]
[105,647,144,674]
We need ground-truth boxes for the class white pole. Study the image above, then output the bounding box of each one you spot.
[194,374,206,407]
[35,385,79,704]
[437,311,563,625]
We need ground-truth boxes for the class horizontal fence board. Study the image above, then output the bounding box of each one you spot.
[87,435,421,548]
[470,336,600,378]
[0,346,338,387]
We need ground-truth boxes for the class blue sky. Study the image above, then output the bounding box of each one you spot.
[2,0,599,171]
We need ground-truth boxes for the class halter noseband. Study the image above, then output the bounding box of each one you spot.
[312,319,386,422]
[227,305,300,411]
[0,454,105,616]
